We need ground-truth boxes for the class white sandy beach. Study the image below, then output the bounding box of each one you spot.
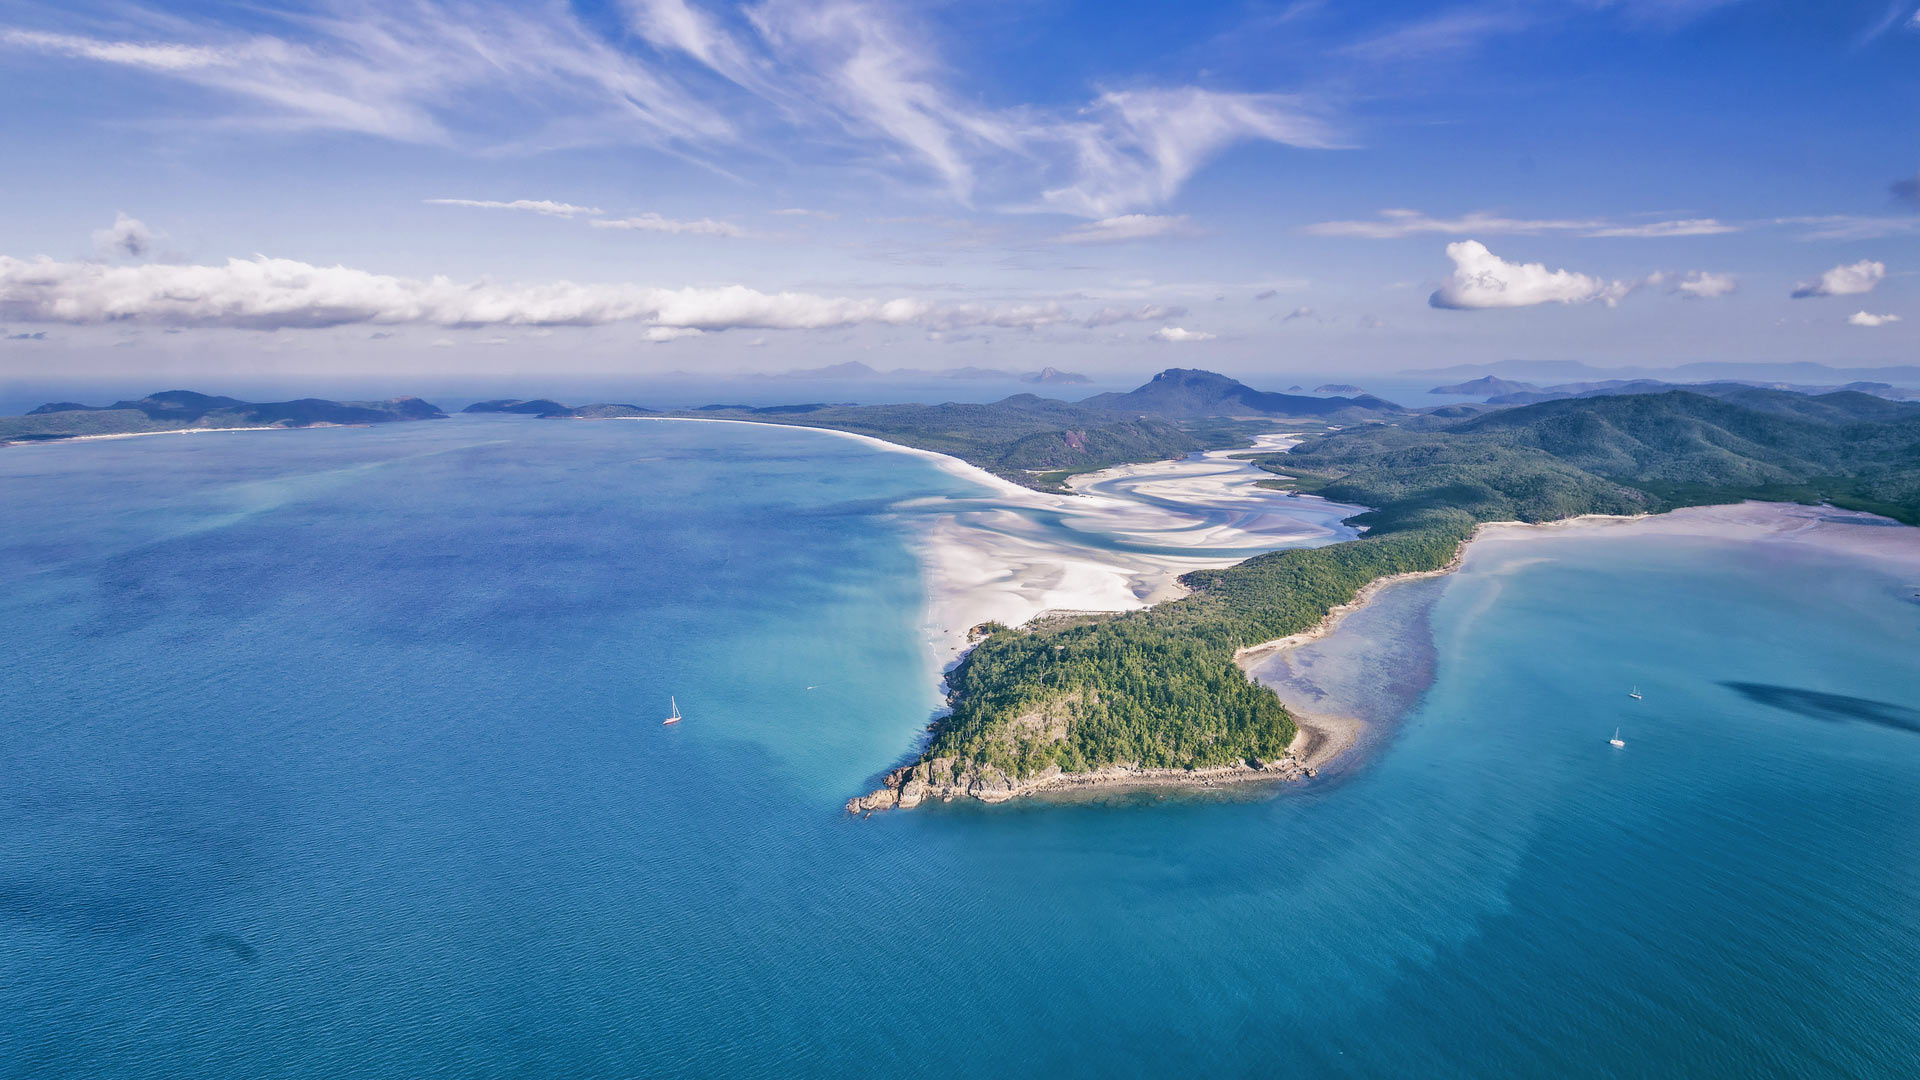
[901,439,1365,668]
[614,416,1369,674]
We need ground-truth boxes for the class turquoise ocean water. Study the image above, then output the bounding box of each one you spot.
[2,417,1916,1078]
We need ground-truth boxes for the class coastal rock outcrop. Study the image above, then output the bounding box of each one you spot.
[845,755,1306,814]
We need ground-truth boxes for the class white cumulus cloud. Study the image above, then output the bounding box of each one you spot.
[1673,271,1736,298]
[1150,326,1215,342]
[92,213,154,258]
[1428,240,1631,310]
[425,198,603,217]
[1792,259,1886,298]
[1304,208,1739,240]
[1847,311,1901,327]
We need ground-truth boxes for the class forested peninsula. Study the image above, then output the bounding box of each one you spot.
[848,380,1920,810]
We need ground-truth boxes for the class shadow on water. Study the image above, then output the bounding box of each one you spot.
[1722,681,1920,736]
[203,933,258,963]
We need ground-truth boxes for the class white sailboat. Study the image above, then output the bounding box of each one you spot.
[663,696,682,726]
[1628,685,1643,700]
[1609,727,1625,748]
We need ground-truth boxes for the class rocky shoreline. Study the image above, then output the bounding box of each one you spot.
[846,753,1315,814]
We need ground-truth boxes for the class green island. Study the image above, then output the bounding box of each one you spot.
[848,379,1920,810]
[0,390,447,442]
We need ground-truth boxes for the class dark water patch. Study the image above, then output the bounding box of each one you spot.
[203,933,258,963]
[1722,681,1920,735]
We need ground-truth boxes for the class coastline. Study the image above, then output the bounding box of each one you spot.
[855,499,1920,813]
[615,417,1366,674]
[1237,501,1920,785]
[2,424,293,446]
[1231,510,1649,764]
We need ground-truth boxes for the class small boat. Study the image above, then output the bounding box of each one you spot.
[663,696,682,726]
[1609,727,1625,749]
[1628,685,1643,700]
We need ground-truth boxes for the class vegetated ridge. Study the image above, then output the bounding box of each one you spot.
[1,391,447,442]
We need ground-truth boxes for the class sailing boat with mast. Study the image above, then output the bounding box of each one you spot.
[1609,727,1625,748]
[663,696,682,726]
[1628,685,1643,700]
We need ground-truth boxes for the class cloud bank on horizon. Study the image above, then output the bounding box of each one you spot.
[0,0,1913,377]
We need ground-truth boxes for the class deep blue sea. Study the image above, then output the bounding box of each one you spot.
[3,417,1917,1078]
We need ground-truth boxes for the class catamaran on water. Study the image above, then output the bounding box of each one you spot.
[1610,727,1626,748]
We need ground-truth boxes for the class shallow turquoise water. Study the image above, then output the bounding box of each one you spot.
[2,418,1916,1078]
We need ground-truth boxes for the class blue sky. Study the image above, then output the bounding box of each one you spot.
[0,0,1916,388]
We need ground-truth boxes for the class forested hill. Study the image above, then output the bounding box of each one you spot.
[681,396,1210,489]
[856,385,1920,808]
[1079,367,1406,418]
[455,369,1411,491]
[1292,388,1920,528]
[2,391,447,442]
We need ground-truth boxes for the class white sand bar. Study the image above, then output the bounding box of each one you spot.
[897,437,1367,667]
[613,417,1366,677]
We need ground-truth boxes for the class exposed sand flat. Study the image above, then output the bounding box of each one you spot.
[901,440,1367,667]
[1240,501,1920,775]
[1473,500,1920,575]
[616,417,1367,669]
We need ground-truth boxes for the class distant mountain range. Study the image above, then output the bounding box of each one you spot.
[1430,374,1920,405]
[720,361,1093,384]
[1409,360,1920,388]
[3,390,446,443]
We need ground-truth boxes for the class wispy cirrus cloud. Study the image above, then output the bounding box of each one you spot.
[1582,218,1738,238]
[426,198,603,217]
[1038,88,1338,217]
[1341,0,1747,63]
[591,213,749,237]
[1776,215,1920,241]
[1,9,733,148]
[1305,208,1738,239]
[2,1,1340,217]
[1050,214,1198,244]
[1082,303,1187,327]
